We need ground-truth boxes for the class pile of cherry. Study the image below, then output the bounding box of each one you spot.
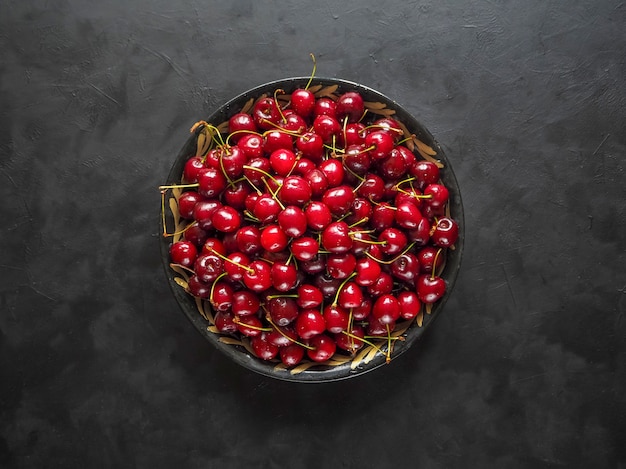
[163,85,459,369]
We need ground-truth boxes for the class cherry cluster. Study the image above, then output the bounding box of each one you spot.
[162,83,459,369]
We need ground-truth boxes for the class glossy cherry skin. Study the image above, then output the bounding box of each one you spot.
[169,241,198,267]
[321,221,352,253]
[251,333,279,361]
[242,260,273,292]
[296,284,324,309]
[322,185,355,216]
[280,343,305,367]
[304,201,333,231]
[337,281,363,309]
[365,130,394,160]
[278,206,307,238]
[291,236,320,261]
[260,224,289,253]
[372,294,401,324]
[177,191,204,219]
[323,304,349,334]
[193,253,224,283]
[430,216,459,248]
[198,167,227,199]
[318,159,345,187]
[397,290,421,320]
[224,252,251,281]
[334,325,365,353]
[326,253,357,280]
[271,261,298,292]
[279,175,312,206]
[231,290,261,317]
[228,112,257,141]
[410,160,440,189]
[296,309,326,340]
[296,131,325,161]
[210,280,234,312]
[416,274,446,303]
[211,206,242,233]
[336,91,365,123]
[390,252,420,285]
[182,157,206,183]
[290,88,316,117]
[253,97,282,130]
[355,256,382,286]
[267,297,299,326]
[306,334,337,362]
[379,227,408,256]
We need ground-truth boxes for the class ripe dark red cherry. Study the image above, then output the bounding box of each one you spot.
[169,241,198,267]
[291,88,316,117]
[296,309,326,339]
[372,294,401,324]
[416,274,446,303]
[321,221,352,253]
[279,175,312,206]
[430,217,459,248]
[278,206,307,238]
[291,236,320,261]
[242,260,272,292]
[336,91,365,123]
[306,334,337,362]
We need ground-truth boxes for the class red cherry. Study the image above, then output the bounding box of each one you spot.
[372,294,401,324]
[321,185,354,216]
[379,227,408,256]
[321,221,352,253]
[430,217,459,248]
[398,291,421,320]
[318,159,345,187]
[197,167,227,198]
[183,157,206,183]
[390,253,420,284]
[306,334,337,362]
[269,148,297,176]
[410,160,440,189]
[278,206,307,238]
[395,202,423,230]
[326,253,357,280]
[169,240,198,268]
[336,91,365,123]
[280,343,305,367]
[365,130,394,160]
[314,97,336,118]
[416,274,446,303]
[290,88,316,117]
[323,304,349,334]
[337,281,363,309]
[211,206,242,233]
[313,114,341,143]
[296,284,324,309]
[291,236,320,261]
[260,224,289,253]
[296,131,325,161]
[304,168,329,197]
[271,261,298,292]
[214,311,237,333]
[193,253,224,283]
[423,183,449,208]
[355,256,382,286]
[267,296,299,326]
[242,260,273,292]
[224,252,251,281]
[295,309,326,339]
[335,325,365,353]
[251,333,279,360]
[235,225,262,256]
[228,112,257,141]
[304,201,333,231]
[253,97,282,130]
[177,190,204,219]
[279,175,312,206]
[231,290,260,317]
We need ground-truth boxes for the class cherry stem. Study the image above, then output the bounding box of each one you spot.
[331,272,357,307]
[305,53,317,90]
[163,220,197,238]
[209,272,228,307]
[431,247,443,280]
[365,241,417,265]
[265,313,315,350]
[206,247,255,274]
[348,218,369,229]
[274,88,288,123]
[340,330,386,356]
[232,316,273,333]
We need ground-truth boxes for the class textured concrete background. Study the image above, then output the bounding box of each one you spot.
[1,0,625,467]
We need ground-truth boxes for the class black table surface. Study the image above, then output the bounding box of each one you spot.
[1,1,625,467]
